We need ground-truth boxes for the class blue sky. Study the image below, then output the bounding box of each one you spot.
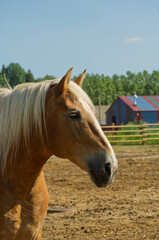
[1,0,159,78]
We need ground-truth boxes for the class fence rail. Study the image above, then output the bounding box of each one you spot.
[101,123,159,144]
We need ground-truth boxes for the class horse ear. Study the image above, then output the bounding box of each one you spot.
[74,69,86,88]
[56,68,73,94]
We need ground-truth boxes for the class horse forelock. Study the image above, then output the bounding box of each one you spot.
[0,79,94,177]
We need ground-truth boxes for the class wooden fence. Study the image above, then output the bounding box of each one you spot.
[101,123,159,145]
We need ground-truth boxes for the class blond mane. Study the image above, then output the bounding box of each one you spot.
[0,79,93,177]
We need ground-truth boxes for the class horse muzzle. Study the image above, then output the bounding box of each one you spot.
[87,152,118,188]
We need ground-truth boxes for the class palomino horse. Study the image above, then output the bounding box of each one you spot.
[0,68,118,239]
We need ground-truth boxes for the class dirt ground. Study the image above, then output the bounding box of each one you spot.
[42,145,159,240]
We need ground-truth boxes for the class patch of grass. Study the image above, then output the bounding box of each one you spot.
[106,122,159,145]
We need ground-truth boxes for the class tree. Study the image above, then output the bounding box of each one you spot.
[25,70,34,82]
[0,72,5,87]
[36,74,55,82]
[6,63,26,87]
[0,65,7,87]
[151,71,159,95]
[1,64,6,75]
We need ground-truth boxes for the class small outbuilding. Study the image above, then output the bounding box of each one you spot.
[106,96,159,125]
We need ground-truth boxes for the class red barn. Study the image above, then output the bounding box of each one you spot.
[106,96,159,125]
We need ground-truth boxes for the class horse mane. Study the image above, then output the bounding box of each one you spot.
[0,79,94,177]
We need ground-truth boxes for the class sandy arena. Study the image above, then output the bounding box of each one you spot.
[42,145,159,240]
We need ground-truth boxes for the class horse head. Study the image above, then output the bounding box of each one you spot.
[45,68,118,187]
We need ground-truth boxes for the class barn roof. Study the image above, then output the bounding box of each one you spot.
[119,96,159,111]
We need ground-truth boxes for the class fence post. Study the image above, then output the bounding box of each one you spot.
[112,123,115,144]
[142,124,146,144]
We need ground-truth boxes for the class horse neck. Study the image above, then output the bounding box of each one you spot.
[5,136,51,199]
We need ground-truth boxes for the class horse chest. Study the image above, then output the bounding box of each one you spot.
[0,177,49,240]
[0,198,46,240]
[0,205,21,239]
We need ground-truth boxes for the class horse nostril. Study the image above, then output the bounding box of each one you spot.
[105,163,111,176]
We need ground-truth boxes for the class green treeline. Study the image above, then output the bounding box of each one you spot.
[82,71,159,105]
[0,63,55,88]
[1,63,159,105]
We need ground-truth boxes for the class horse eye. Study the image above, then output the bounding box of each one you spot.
[69,110,81,120]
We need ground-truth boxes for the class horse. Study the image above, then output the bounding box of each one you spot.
[0,68,118,240]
